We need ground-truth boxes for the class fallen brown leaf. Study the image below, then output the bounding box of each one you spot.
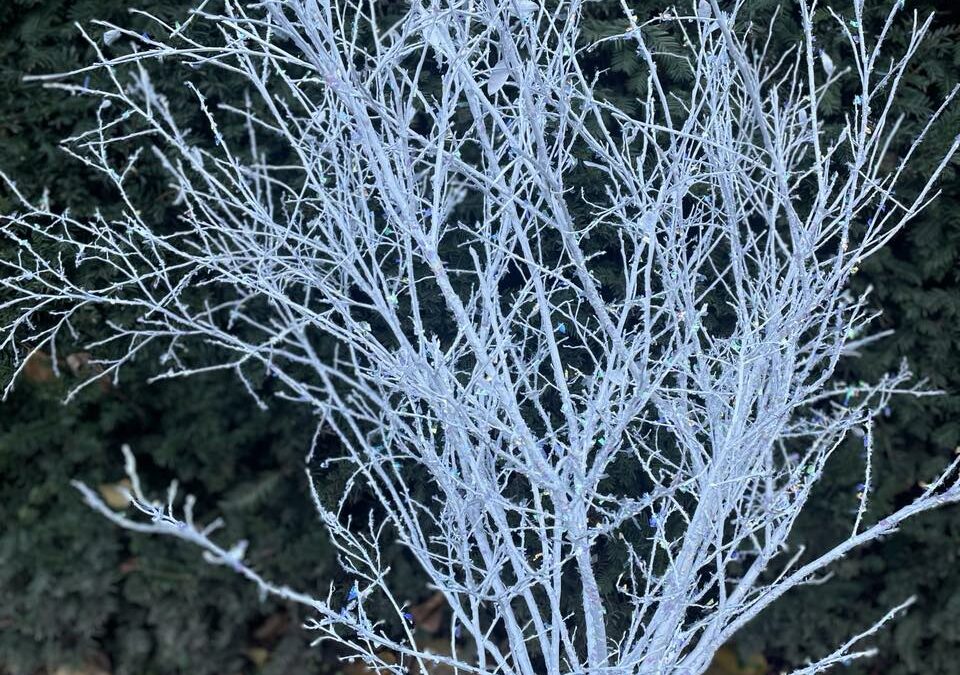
[52,652,111,675]
[66,352,92,377]
[706,645,768,675]
[66,351,112,392]
[98,479,132,510]
[245,647,270,668]
[410,591,447,634]
[23,351,55,384]
[341,649,400,675]
[253,611,290,642]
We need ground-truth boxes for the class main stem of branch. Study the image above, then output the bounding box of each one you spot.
[574,540,608,671]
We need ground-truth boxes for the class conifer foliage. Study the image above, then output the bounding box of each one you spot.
[2,1,959,674]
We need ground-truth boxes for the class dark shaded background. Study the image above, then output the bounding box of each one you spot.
[1,1,958,674]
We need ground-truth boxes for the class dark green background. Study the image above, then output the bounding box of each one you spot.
[1,1,958,674]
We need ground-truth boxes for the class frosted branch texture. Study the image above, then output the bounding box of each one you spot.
[2,1,959,673]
